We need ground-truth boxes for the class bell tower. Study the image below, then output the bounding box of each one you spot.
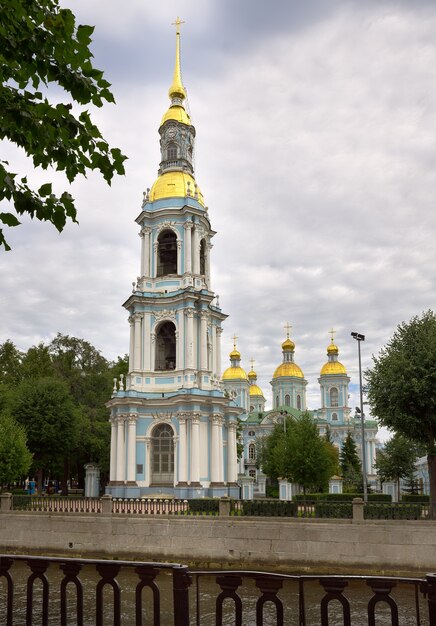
[106,19,241,499]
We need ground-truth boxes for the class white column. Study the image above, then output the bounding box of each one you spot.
[227,421,238,483]
[216,327,223,377]
[128,316,134,373]
[145,437,151,487]
[184,222,193,273]
[153,240,158,278]
[190,414,200,484]
[205,243,212,288]
[212,324,217,377]
[150,332,156,373]
[192,227,200,274]
[141,227,151,277]
[178,416,187,483]
[177,240,182,275]
[109,418,117,482]
[143,313,151,371]
[218,417,224,483]
[127,417,137,483]
[133,313,142,371]
[210,415,220,483]
[116,417,126,482]
[200,311,208,371]
[177,313,184,370]
[186,309,194,369]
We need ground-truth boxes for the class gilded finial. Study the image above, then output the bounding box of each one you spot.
[284,322,292,339]
[329,328,336,343]
[249,358,255,371]
[232,333,238,349]
[169,17,186,101]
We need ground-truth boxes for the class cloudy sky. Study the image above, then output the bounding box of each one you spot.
[2,0,436,427]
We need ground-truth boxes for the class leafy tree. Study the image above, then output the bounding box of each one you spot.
[12,377,78,492]
[258,412,334,495]
[340,432,362,492]
[285,413,334,494]
[20,343,55,379]
[375,433,418,497]
[0,340,23,386]
[323,427,340,478]
[0,0,127,250]
[0,411,32,487]
[366,310,436,507]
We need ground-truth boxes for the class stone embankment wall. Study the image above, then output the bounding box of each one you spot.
[0,511,434,575]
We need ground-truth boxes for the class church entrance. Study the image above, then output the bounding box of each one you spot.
[151,423,174,486]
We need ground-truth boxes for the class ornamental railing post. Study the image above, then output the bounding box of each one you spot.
[427,574,436,626]
[172,566,191,626]
[0,493,12,512]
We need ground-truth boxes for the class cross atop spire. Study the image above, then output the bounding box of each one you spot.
[329,327,336,343]
[168,17,186,101]
[284,322,292,338]
[232,334,238,349]
[250,358,255,370]
[171,16,185,35]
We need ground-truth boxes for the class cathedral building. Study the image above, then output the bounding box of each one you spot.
[225,331,378,492]
[107,23,377,499]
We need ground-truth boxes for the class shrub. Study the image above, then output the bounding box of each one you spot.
[401,494,429,503]
[187,498,219,515]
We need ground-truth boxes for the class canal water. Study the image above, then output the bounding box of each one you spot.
[0,560,427,625]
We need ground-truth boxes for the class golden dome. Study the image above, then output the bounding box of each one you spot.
[320,361,347,375]
[327,342,339,355]
[222,366,248,381]
[248,369,257,380]
[160,105,191,127]
[282,338,295,351]
[149,171,204,206]
[273,362,304,379]
[249,384,264,397]
[230,348,241,360]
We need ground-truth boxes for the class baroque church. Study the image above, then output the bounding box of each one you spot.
[106,23,377,499]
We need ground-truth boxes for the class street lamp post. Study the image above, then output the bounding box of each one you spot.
[351,332,368,502]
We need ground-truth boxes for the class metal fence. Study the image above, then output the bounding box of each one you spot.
[5,494,436,520]
[1,554,435,625]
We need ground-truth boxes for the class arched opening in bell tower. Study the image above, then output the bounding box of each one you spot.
[157,229,178,276]
[167,143,178,160]
[151,423,174,485]
[155,321,177,371]
[199,239,206,275]
[330,387,339,407]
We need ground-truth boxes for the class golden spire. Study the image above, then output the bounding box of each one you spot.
[169,17,186,101]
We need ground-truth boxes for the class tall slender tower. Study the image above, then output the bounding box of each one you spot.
[106,21,241,498]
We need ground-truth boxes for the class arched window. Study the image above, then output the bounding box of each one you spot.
[200,239,206,275]
[167,143,177,160]
[155,321,176,371]
[151,423,174,485]
[332,412,338,421]
[284,394,290,407]
[248,443,256,460]
[276,395,279,408]
[250,405,254,413]
[330,387,339,407]
[249,469,256,479]
[157,229,178,276]
[297,395,302,410]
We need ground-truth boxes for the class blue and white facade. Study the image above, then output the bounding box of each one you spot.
[106,26,241,499]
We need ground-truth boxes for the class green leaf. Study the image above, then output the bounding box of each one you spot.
[0,212,21,227]
[38,183,52,197]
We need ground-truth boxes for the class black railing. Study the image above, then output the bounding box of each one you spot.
[1,555,436,625]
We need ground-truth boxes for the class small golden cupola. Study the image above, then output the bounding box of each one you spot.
[149,17,205,206]
[248,359,264,397]
[320,329,347,375]
[222,336,248,381]
[273,325,304,379]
